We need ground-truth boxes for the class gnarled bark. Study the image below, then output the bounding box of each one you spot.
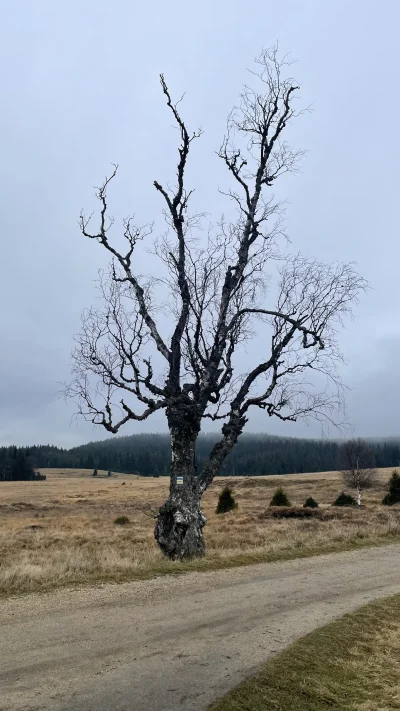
[155,495,206,560]
[155,420,206,560]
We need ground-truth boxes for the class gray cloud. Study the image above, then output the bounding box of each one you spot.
[1,0,399,446]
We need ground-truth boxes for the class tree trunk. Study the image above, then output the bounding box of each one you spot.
[154,425,207,560]
[357,488,362,506]
[155,495,206,560]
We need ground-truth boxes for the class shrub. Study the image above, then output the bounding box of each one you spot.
[113,515,130,525]
[216,486,238,514]
[33,472,46,481]
[334,491,356,507]
[107,471,112,477]
[92,469,98,477]
[303,496,318,508]
[267,506,323,519]
[382,470,400,506]
[270,487,291,507]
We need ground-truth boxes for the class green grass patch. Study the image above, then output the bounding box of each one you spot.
[208,594,400,711]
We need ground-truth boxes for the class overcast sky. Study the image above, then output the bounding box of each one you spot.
[0,0,399,447]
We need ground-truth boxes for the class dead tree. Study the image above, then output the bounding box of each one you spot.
[340,438,377,505]
[68,48,366,560]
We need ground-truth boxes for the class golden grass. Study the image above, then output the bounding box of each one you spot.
[0,468,399,596]
[209,594,400,711]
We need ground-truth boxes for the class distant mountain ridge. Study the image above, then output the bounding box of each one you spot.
[1,433,400,479]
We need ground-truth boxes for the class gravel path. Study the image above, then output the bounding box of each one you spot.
[1,544,400,711]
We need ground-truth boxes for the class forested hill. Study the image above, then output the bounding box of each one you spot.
[1,434,400,479]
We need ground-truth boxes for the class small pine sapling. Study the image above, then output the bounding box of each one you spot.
[382,470,400,505]
[334,491,356,507]
[216,486,238,514]
[270,487,291,507]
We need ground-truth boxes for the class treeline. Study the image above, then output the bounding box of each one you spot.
[1,434,400,479]
[0,447,46,481]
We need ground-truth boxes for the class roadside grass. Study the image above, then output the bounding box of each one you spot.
[208,594,400,711]
[2,529,400,598]
[0,468,399,596]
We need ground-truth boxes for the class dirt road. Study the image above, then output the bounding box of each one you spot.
[2,544,400,711]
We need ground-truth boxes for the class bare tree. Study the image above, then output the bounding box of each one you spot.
[67,48,366,560]
[340,438,377,505]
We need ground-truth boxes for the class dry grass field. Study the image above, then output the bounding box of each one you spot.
[0,468,399,596]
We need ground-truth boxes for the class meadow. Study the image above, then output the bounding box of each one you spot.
[1,468,399,596]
